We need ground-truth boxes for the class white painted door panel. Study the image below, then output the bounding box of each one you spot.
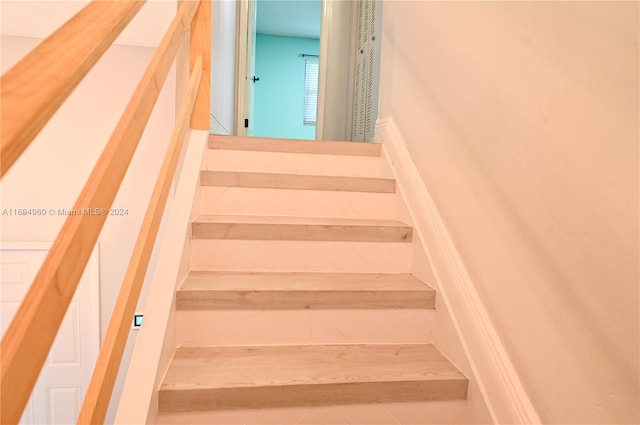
[1,243,100,424]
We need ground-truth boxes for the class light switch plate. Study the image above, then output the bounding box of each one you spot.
[132,312,144,329]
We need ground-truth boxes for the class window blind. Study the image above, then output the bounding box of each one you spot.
[304,59,319,125]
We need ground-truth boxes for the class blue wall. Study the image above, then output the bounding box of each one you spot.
[252,34,319,140]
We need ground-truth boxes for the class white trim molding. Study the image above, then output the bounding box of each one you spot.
[376,117,541,425]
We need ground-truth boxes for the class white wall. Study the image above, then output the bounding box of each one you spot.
[211,0,237,134]
[0,1,180,421]
[379,2,638,424]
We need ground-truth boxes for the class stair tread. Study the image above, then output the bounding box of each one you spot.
[200,170,395,193]
[161,344,466,391]
[193,214,409,227]
[209,135,381,157]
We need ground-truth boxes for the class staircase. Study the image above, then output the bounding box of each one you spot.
[155,136,468,424]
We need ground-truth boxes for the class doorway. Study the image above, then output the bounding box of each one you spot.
[236,0,322,140]
[235,0,382,142]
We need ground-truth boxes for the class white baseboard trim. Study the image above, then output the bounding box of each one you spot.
[376,117,540,425]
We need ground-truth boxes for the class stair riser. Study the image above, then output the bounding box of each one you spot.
[199,187,396,219]
[207,150,387,177]
[156,400,472,425]
[191,223,412,242]
[175,309,435,346]
[190,240,413,273]
[208,136,382,156]
[201,171,395,193]
[159,380,468,412]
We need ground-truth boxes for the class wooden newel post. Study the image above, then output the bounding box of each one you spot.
[190,0,211,130]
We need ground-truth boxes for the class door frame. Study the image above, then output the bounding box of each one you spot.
[234,0,250,135]
[315,0,331,141]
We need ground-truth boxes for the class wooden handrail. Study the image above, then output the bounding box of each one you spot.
[0,1,145,177]
[190,0,211,129]
[77,55,203,425]
[0,1,203,423]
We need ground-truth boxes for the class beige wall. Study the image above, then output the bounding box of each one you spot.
[379,1,639,424]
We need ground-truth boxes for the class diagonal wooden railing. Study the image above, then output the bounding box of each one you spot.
[0,1,210,424]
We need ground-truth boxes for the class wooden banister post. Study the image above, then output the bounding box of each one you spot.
[190,0,211,130]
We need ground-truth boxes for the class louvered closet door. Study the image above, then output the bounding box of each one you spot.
[352,0,381,142]
[352,0,368,142]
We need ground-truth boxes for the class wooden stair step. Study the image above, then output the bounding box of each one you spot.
[209,135,381,156]
[201,170,395,193]
[158,344,468,412]
[191,215,413,242]
[177,272,435,310]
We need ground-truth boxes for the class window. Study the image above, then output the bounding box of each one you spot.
[304,59,319,125]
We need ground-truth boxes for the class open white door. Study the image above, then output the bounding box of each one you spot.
[0,243,100,424]
[235,0,257,136]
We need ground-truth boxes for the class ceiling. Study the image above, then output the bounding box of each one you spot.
[256,0,322,39]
